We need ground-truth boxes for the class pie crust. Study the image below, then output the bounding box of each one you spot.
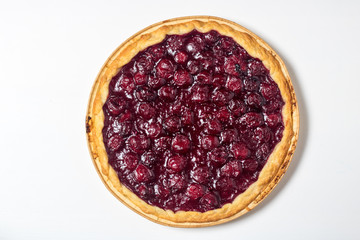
[86,16,299,227]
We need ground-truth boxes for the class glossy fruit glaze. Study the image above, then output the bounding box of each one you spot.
[102,30,284,212]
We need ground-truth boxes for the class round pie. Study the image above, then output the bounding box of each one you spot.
[86,16,299,227]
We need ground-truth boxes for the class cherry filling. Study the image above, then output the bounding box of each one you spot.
[102,30,284,212]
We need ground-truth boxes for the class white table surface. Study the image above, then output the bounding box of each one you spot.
[1,0,360,239]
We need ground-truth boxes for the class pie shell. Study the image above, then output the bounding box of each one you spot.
[86,16,299,227]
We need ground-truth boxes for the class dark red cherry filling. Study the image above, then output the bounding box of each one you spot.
[102,30,284,212]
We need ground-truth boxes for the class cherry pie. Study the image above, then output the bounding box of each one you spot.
[86,16,299,227]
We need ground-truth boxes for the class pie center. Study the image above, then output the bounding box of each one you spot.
[102,30,284,212]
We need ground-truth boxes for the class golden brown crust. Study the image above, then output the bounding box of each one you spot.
[86,16,299,227]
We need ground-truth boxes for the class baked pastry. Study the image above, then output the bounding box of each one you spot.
[86,16,299,227]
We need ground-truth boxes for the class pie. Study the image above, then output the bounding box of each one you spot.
[86,16,299,227]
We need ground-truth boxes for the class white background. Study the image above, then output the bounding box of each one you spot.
[1,0,360,239]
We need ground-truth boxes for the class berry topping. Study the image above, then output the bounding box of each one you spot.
[118,110,133,122]
[156,59,175,79]
[141,151,156,166]
[187,60,202,75]
[226,75,243,92]
[253,126,271,143]
[220,129,238,144]
[135,53,154,73]
[212,73,227,86]
[136,184,150,198]
[174,51,188,64]
[262,100,282,113]
[134,164,153,183]
[167,155,187,173]
[208,147,228,166]
[128,135,150,153]
[265,113,282,128]
[145,123,162,139]
[137,103,156,120]
[242,159,259,172]
[186,35,205,54]
[191,85,209,102]
[166,35,184,54]
[244,76,260,91]
[164,116,181,133]
[256,143,270,160]
[201,135,220,150]
[106,97,127,115]
[181,108,194,125]
[135,86,156,102]
[219,37,235,50]
[134,72,148,86]
[158,86,177,101]
[260,83,279,100]
[110,119,132,136]
[167,174,186,191]
[224,57,239,76]
[154,184,170,198]
[200,193,219,211]
[216,177,236,199]
[174,69,193,86]
[221,160,242,177]
[239,112,264,128]
[229,99,247,116]
[191,166,210,184]
[211,88,234,106]
[154,136,171,153]
[171,135,191,153]
[204,119,222,134]
[249,59,267,76]
[103,30,284,212]
[114,74,134,93]
[186,183,205,200]
[148,45,165,60]
[231,143,250,159]
[148,76,165,89]
[123,152,139,170]
[216,107,231,122]
[196,71,213,85]
[204,30,219,43]
[107,135,123,152]
[246,92,264,108]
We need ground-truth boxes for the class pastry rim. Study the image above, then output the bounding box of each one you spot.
[86,16,299,228]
